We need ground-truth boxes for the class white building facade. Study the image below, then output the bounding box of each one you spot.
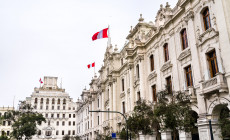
[76,0,230,139]
[26,76,77,140]
[0,107,14,137]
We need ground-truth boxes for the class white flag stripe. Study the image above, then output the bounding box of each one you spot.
[97,30,103,39]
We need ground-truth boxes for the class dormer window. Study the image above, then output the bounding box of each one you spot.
[203,8,211,31]
[181,29,188,50]
[163,43,169,62]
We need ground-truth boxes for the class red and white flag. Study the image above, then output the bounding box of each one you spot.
[39,78,43,84]
[87,62,95,69]
[92,28,108,41]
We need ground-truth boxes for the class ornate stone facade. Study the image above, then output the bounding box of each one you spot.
[76,0,230,139]
[26,76,77,140]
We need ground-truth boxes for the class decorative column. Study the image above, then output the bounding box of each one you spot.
[179,130,192,140]
[112,78,117,132]
[138,55,145,99]
[128,64,135,110]
[197,118,222,140]
[161,129,172,140]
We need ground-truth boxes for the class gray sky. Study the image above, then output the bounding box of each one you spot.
[0,0,177,107]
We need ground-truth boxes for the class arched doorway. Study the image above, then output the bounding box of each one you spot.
[216,104,230,140]
[191,111,199,140]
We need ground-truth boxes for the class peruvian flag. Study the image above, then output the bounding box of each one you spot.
[92,28,108,41]
[39,78,43,84]
[87,62,95,69]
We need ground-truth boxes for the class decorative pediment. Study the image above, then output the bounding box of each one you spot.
[148,71,157,81]
[197,28,219,47]
[178,48,191,61]
[160,61,173,72]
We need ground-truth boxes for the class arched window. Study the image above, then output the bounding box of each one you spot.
[202,8,211,30]
[52,98,55,104]
[181,29,188,50]
[46,98,49,104]
[149,55,154,71]
[34,98,38,104]
[63,99,66,104]
[40,98,43,104]
[57,99,60,104]
[136,64,140,79]
[163,43,169,62]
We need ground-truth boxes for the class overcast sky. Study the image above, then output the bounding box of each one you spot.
[0,0,177,107]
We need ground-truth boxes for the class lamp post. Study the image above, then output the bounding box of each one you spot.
[89,110,129,140]
[207,115,214,140]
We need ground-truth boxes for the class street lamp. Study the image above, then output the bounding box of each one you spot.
[89,110,129,140]
[207,115,214,140]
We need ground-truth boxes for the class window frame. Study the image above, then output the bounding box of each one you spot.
[207,50,219,78]
[202,8,211,31]
[184,65,193,87]
[150,55,154,71]
[181,29,188,50]
[163,43,169,62]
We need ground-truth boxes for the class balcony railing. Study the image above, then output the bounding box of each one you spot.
[200,73,228,95]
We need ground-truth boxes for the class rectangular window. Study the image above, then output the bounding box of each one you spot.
[185,65,193,87]
[98,116,99,125]
[57,106,60,110]
[98,98,99,108]
[52,106,54,110]
[68,130,71,135]
[207,50,219,78]
[121,58,123,66]
[46,106,48,110]
[51,114,54,118]
[152,85,157,102]
[57,121,59,126]
[63,114,65,118]
[150,55,154,71]
[63,106,65,110]
[136,64,140,79]
[137,91,141,101]
[181,29,188,50]
[122,102,126,114]
[7,131,9,136]
[73,121,75,126]
[8,121,11,126]
[69,121,71,126]
[62,121,65,126]
[166,76,172,94]
[164,44,169,62]
[62,130,64,135]
[57,114,59,118]
[122,79,125,92]
[73,114,76,118]
[69,114,71,118]
[56,130,59,135]
[45,114,48,118]
[203,8,211,30]
[72,130,75,135]
[40,106,43,109]
[3,121,5,126]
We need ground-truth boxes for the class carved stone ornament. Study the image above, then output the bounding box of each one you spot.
[177,48,191,61]
[148,71,157,81]
[197,28,219,47]
[160,61,173,72]
[135,55,144,62]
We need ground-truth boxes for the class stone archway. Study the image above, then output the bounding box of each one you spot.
[190,111,199,140]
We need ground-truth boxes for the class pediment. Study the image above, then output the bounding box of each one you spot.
[198,28,219,47]
[178,48,191,61]
[148,71,157,81]
[160,61,173,72]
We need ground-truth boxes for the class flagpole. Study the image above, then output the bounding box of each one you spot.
[107,25,111,47]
